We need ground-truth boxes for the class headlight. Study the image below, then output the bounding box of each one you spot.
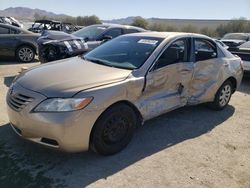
[34,97,93,112]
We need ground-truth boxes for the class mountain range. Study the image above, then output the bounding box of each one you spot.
[0,7,68,21]
[0,7,231,29]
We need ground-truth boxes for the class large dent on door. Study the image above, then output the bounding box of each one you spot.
[136,63,193,120]
[188,58,224,104]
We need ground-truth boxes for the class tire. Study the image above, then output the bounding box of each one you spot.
[90,104,137,155]
[16,45,35,63]
[38,45,58,63]
[210,80,233,111]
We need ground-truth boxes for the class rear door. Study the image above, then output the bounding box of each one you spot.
[140,37,194,120]
[189,38,223,104]
[0,26,19,57]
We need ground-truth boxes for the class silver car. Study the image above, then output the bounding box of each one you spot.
[6,32,243,155]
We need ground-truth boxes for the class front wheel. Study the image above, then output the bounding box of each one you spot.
[210,80,233,110]
[90,104,137,155]
[39,45,58,63]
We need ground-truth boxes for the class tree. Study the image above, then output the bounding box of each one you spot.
[216,18,250,37]
[132,17,149,29]
[34,13,40,21]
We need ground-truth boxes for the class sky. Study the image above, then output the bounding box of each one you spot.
[0,0,249,20]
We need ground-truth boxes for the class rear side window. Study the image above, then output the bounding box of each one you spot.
[104,28,122,38]
[155,38,189,69]
[195,39,217,61]
[0,26,9,34]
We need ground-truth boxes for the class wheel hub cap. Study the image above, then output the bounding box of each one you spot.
[219,84,231,107]
[19,47,34,62]
[103,116,129,143]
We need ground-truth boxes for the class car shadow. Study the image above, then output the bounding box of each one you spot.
[3,76,15,88]
[238,75,250,94]
[0,104,235,187]
[0,58,39,65]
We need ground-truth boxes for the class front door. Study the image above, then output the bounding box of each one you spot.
[140,38,194,120]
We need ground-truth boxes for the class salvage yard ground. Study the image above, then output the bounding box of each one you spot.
[0,60,250,188]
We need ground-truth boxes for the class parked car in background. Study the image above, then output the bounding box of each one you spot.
[220,33,250,50]
[0,16,23,28]
[37,30,88,63]
[0,23,39,62]
[7,32,243,155]
[38,24,146,63]
[229,41,250,74]
[28,20,80,34]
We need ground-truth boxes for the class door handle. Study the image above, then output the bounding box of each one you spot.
[223,62,229,67]
[181,69,192,72]
[178,83,184,94]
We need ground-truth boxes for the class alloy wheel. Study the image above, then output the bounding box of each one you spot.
[18,47,34,62]
[219,84,232,107]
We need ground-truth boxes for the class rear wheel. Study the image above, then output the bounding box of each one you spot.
[90,104,137,155]
[210,80,233,110]
[16,45,35,62]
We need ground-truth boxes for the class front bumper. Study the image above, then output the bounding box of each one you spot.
[6,83,100,152]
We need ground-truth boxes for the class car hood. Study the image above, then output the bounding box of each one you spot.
[38,30,82,43]
[16,56,132,97]
[38,30,100,51]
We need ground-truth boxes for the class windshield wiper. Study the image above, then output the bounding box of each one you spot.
[84,57,115,68]
[83,56,134,70]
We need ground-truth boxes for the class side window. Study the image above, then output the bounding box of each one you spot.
[124,29,139,34]
[0,26,9,34]
[104,28,122,38]
[195,39,217,61]
[10,29,20,34]
[155,39,189,69]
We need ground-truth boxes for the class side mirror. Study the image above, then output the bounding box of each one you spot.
[101,35,112,41]
[84,37,89,42]
[211,52,217,58]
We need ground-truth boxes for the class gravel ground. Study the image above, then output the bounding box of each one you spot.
[0,60,250,188]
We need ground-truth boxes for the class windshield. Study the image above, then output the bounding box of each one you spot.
[72,25,108,40]
[84,36,163,70]
[222,33,249,41]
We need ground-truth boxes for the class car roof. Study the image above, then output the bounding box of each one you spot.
[121,31,211,39]
[92,23,146,31]
[0,23,33,34]
[224,33,250,35]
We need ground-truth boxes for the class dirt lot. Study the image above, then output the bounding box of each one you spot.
[0,60,250,188]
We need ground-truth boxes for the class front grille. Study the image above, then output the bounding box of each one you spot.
[7,92,33,111]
